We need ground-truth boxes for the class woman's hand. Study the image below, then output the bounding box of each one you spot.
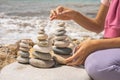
[65,39,97,66]
[50,6,78,20]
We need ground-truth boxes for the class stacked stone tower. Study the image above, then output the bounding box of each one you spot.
[29,27,55,68]
[17,40,32,64]
[53,22,72,56]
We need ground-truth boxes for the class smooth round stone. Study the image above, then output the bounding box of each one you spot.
[20,42,31,49]
[38,30,44,34]
[33,45,52,53]
[21,40,28,43]
[54,41,70,48]
[18,51,29,58]
[58,22,65,27]
[55,30,66,36]
[21,40,32,45]
[39,27,44,31]
[0,62,92,80]
[56,27,65,32]
[37,34,48,41]
[17,56,29,64]
[29,58,55,68]
[57,29,66,32]
[19,47,29,52]
[54,35,67,41]
[32,51,52,60]
[53,47,72,55]
[21,39,34,47]
[37,40,49,47]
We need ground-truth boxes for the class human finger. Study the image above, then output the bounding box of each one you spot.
[56,6,64,14]
[65,48,82,63]
[50,10,57,18]
[67,57,84,66]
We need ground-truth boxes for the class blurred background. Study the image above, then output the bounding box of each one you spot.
[0,0,102,45]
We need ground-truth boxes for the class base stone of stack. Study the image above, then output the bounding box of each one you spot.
[0,62,92,80]
[29,58,55,68]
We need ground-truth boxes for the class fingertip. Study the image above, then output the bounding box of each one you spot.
[50,16,57,20]
[67,62,75,66]
[65,57,73,63]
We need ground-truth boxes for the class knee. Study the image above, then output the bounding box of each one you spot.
[84,52,120,80]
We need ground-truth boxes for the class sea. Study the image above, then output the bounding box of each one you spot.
[0,0,103,45]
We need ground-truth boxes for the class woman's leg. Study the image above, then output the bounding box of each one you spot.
[85,48,120,80]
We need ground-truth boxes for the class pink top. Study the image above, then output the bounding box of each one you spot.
[101,0,120,38]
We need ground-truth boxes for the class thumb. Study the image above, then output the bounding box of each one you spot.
[65,56,74,63]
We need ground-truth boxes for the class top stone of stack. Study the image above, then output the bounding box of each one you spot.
[37,27,48,41]
[58,22,65,27]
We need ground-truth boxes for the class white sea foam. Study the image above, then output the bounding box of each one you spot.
[0,13,103,45]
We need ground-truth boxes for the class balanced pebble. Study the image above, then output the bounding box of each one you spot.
[37,40,49,47]
[32,51,52,60]
[17,56,29,64]
[56,27,65,32]
[58,22,65,27]
[19,42,31,49]
[53,47,72,55]
[37,34,48,41]
[38,30,44,34]
[55,30,66,36]
[21,40,29,44]
[39,27,44,31]
[33,52,52,60]
[18,51,29,58]
[29,58,55,68]
[54,41,70,48]
[19,47,29,52]
[54,35,67,41]
[33,45,52,53]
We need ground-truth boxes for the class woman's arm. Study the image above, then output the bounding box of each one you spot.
[73,4,109,33]
[50,4,109,33]
[94,37,120,50]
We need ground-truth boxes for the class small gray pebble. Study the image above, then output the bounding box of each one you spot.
[18,51,29,58]
[17,56,29,64]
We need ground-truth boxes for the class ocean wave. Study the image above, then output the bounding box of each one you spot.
[0,13,103,45]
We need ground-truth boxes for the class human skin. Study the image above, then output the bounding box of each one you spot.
[50,4,120,66]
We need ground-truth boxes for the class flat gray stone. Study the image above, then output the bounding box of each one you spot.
[38,30,44,34]
[54,35,67,41]
[37,34,48,41]
[55,30,66,36]
[54,40,70,48]
[0,62,92,80]
[18,51,29,58]
[19,47,29,52]
[32,51,52,60]
[33,45,52,53]
[53,47,72,55]
[17,56,29,64]
[19,42,30,48]
[37,40,50,47]
[56,27,65,32]
[29,58,55,68]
